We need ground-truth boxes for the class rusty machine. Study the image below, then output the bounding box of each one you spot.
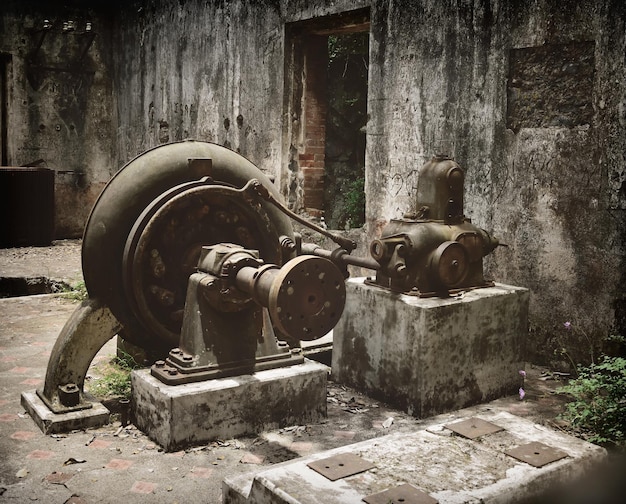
[367,155,501,295]
[24,142,500,428]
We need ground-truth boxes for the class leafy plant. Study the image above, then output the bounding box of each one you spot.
[325,32,367,229]
[61,280,88,302]
[343,176,365,228]
[558,355,626,448]
[87,350,140,400]
[553,320,597,375]
[328,34,369,67]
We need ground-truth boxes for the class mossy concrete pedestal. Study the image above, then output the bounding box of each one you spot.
[131,359,328,451]
[332,280,529,417]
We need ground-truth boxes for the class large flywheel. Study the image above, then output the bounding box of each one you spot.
[82,141,293,354]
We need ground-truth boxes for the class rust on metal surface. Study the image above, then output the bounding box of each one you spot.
[151,244,345,384]
[505,441,568,467]
[264,255,346,341]
[307,453,375,481]
[444,417,504,439]
[123,181,281,346]
[151,350,304,385]
[363,483,438,504]
[368,156,502,296]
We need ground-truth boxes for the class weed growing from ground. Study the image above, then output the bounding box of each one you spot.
[558,355,626,449]
[61,280,88,302]
[87,350,140,400]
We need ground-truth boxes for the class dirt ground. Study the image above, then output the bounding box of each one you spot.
[0,240,83,285]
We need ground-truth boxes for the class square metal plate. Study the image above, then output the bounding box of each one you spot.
[363,483,438,504]
[444,417,504,439]
[505,441,568,467]
[307,453,375,481]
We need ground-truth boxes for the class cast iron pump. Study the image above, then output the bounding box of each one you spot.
[368,155,501,295]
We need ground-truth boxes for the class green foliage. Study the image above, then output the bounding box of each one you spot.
[344,176,365,228]
[61,280,88,302]
[87,350,140,400]
[558,356,626,448]
[607,333,626,348]
[328,34,369,65]
[603,333,626,360]
[324,32,368,229]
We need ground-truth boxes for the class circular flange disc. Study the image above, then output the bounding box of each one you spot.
[429,241,469,288]
[269,255,346,341]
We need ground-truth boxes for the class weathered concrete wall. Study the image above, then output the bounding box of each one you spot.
[495,1,626,363]
[0,1,116,238]
[112,0,367,183]
[365,0,625,363]
[5,0,624,363]
[113,0,286,178]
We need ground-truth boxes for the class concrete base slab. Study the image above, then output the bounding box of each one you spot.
[333,280,529,418]
[223,405,606,504]
[132,359,328,451]
[20,391,110,434]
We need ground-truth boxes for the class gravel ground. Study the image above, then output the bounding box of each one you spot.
[0,240,83,284]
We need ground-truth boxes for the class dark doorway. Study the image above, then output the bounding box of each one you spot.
[324,33,368,229]
[284,9,369,229]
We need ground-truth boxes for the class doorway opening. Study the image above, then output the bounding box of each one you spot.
[284,9,369,229]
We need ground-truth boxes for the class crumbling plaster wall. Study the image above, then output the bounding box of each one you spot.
[495,1,625,363]
[0,1,116,238]
[5,0,622,361]
[112,0,366,180]
[113,0,286,170]
[366,0,625,362]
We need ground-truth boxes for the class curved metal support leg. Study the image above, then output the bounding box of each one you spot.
[35,298,122,413]
[21,298,122,433]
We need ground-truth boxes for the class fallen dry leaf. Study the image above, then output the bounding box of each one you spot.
[382,417,394,429]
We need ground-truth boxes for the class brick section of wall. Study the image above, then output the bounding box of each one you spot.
[300,36,328,214]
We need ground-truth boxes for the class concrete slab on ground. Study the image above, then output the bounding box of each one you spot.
[21,390,110,434]
[224,407,606,504]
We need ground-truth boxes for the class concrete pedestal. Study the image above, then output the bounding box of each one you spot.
[131,359,328,451]
[21,391,110,434]
[332,280,528,417]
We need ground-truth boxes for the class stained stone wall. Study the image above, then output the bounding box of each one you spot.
[0,1,116,238]
[364,0,625,363]
[2,0,624,363]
